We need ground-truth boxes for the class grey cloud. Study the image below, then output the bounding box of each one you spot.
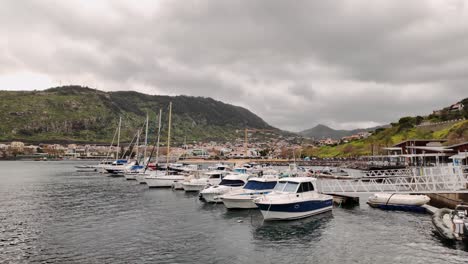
[0,0,467,131]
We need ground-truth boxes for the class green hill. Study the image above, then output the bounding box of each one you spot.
[299,124,386,140]
[304,99,468,158]
[0,86,278,144]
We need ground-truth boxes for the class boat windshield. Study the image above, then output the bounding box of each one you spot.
[233,168,247,174]
[273,181,299,193]
[219,179,245,187]
[243,181,277,190]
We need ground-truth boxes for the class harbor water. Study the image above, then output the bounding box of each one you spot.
[1,161,467,264]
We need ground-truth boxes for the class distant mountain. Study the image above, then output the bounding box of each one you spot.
[0,85,280,143]
[299,124,385,140]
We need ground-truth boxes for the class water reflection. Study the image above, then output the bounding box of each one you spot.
[253,211,333,242]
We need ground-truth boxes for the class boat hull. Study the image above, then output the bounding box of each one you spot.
[135,174,148,184]
[124,174,137,180]
[172,181,184,190]
[146,176,185,188]
[256,199,333,221]
[182,183,207,192]
[200,192,222,203]
[222,197,257,209]
[367,202,427,213]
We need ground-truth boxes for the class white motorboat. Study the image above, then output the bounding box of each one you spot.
[145,171,186,188]
[199,171,250,203]
[182,171,228,192]
[221,175,278,209]
[367,193,430,212]
[432,205,468,241]
[254,177,333,221]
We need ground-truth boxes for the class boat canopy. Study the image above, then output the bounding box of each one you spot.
[220,179,245,187]
[243,180,277,190]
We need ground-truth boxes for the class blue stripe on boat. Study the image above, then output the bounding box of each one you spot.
[376,204,427,213]
[256,199,332,213]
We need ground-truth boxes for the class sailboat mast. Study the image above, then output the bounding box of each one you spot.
[166,102,172,166]
[116,116,122,159]
[143,113,149,164]
[135,129,140,162]
[155,109,162,164]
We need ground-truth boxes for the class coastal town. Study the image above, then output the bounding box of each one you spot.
[2,1,468,263]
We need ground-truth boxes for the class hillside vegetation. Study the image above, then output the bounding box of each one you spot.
[303,102,468,158]
[299,124,385,140]
[0,86,276,143]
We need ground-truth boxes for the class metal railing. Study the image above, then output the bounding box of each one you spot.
[316,165,468,195]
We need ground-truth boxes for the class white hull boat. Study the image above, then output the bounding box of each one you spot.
[367,193,430,212]
[221,175,278,209]
[182,171,226,192]
[255,177,333,221]
[135,173,151,184]
[200,173,250,203]
[146,174,186,188]
[172,181,184,190]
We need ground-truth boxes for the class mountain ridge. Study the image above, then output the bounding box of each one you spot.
[0,85,280,144]
[299,124,385,140]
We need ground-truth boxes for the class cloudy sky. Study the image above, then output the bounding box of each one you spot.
[1,0,467,131]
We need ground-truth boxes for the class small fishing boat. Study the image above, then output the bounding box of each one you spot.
[367,193,430,212]
[432,205,468,241]
[199,171,250,203]
[221,175,278,209]
[254,177,333,221]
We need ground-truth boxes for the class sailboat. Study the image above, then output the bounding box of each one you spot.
[125,114,149,180]
[135,110,162,184]
[146,102,186,188]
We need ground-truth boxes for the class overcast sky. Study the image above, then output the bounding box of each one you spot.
[1,1,467,131]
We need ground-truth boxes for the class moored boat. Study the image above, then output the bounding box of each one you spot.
[221,175,278,209]
[367,193,430,212]
[432,205,468,241]
[145,171,186,188]
[182,171,227,192]
[254,177,333,221]
[199,172,250,203]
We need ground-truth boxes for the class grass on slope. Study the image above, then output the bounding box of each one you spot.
[304,120,468,158]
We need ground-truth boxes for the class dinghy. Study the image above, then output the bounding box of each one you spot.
[367,193,430,212]
[432,205,468,241]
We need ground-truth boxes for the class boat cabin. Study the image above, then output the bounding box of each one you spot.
[204,171,227,179]
[209,164,231,171]
[273,178,316,193]
[219,178,246,187]
[233,167,248,174]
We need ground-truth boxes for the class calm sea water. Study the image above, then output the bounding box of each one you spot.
[0,161,467,264]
